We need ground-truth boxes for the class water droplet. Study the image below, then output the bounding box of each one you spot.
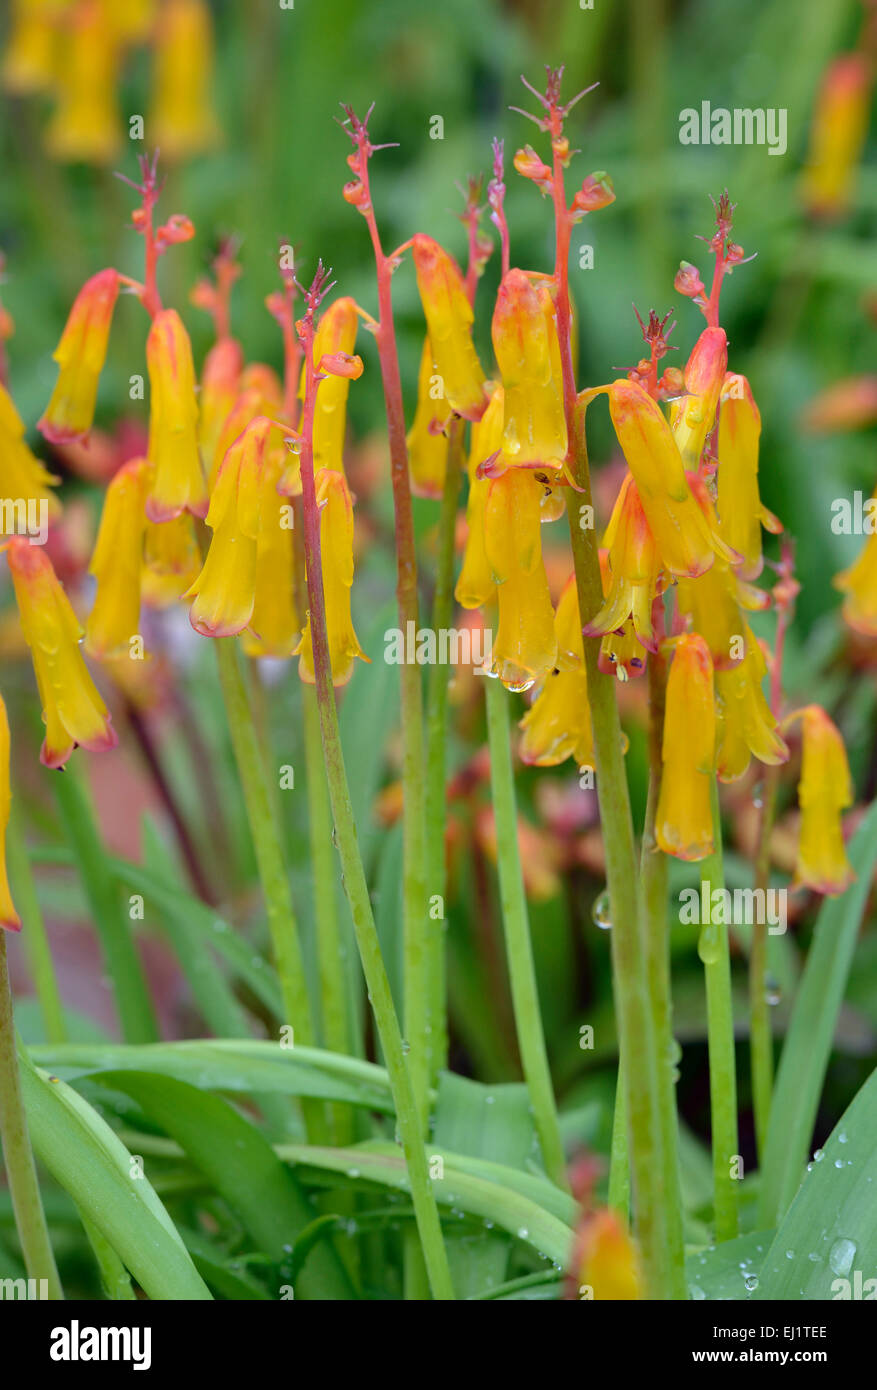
[752,781,764,810]
[688,1283,706,1300]
[838,1131,848,1144]
[667,1037,683,1066]
[744,1274,759,1292]
[808,1252,821,1263]
[517,1227,529,1240]
[814,1148,825,1163]
[485,1094,495,1105]
[785,1249,795,1260]
[401,1039,411,1055]
[592,890,612,930]
[765,975,781,1006]
[834,1159,844,1169]
[828,1238,856,1278]
[347,1167,360,1179]
[698,920,721,965]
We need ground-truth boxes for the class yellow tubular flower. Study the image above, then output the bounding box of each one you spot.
[186,416,283,639]
[149,0,220,161]
[198,337,243,475]
[101,0,155,44]
[835,522,877,636]
[676,559,744,670]
[492,268,567,469]
[484,468,557,690]
[0,382,60,521]
[788,705,855,896]
[242,448,300,659]
[295,469,368,687]
[456,384,503,609]
[38,268,119,445]
[44,0,121,163]
[716,628,788,782]
[519,574,594,767]
[802,54,872,219]
[0,695,21,932]
[145,308,207,523]
[583,474,660,660]
[302,296,359,476]
[85,457,149,659]
[406,337,451,499]
[656,633,716,861]
[411,234,486,422]
[671,326,727,470]
[7,537,117,768]
[593,379,734,577]
[574,1210,643,1301]
[142,513,200,607]
[1,0,58,95]
[716,373,781,580]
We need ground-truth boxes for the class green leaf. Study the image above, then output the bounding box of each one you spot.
[93,1071,353,1300]
[685,1231,775,1301]
[756,1067,877,1300]
[178,1229,273,1300]
[759,800,877,1227]
[18,1050,211,1301]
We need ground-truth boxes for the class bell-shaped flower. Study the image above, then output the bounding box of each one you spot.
[456,384,503,609]
[44,5,121,163]
[38,269,119,445]
[406,337,452,499]
[0,695,20,931]
[716,373,781,580]
[786,705,855,896]
[149,0,220,161]
[670,326,727,470]
[492,269,567,469]
[6,537,117,768]
[242,448,300,659]
[802,54,871,218]
[835,521,877,636]
[1,2,56,96]
[411,234,486,422]
[483,467,557,690]
[145,308,208,523]
[85,456,149,659]
[519,574,594,767]
[655,633,716,861]
[583,473,661,660]
[715,627,788,781]
[142,512,200,608]
[198,336,243,476]
[302,296,359,475]
[295,469,368,686]
[573,1210,643,1301]
[1,381,60,521]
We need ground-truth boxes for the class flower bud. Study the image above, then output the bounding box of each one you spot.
[38,269,120,445]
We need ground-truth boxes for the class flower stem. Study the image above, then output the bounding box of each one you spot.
[7,809,66,1045]
[484,677,567,1190]
[750,763,780,1160]
[423,418,465,1083]
[698,777,739,1242]
[0,933,63,1297]
[54,762,158,1045]
[607,1058,630,1217]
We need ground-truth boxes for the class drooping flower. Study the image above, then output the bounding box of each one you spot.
[834,512,877,636]
[1,0,57,95]
[411,234,486,422]
[492,269,567,469]
[149,0,220,161]
[786,705,855,896]
[572,1209,643,1301]
[44,0,122,163]
[38,268,119,445]
[715,373,781,580]
[145,308,208,523]
[295,469,368,686]
[303,296,359,475]
[197,336,243,476]
[141,512,200,608]
[583,473,661,663]
[655,633,716,861]
[85,457,149,659]
[0,381,60,520]
[0,695,20,932]
[715,627,788,782]
[802,54,872,219]
[519,574,594,767]
[186,416,285,639]
[670,326,727,470]
[6,536,117,768]
[455,384,502,609]
[241,447,300,660]
[484,467,557,689]
[406,337,452,499]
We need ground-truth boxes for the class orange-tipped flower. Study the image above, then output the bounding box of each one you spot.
[656,633,716,861]
[716,373,781,579]
[295,469,368,687]
[142,512,200,608]
[242,441,300,660]
[145,308,207,523]
[411,234,486,422]
[38,268,119,445]
[520,574,594,767]
[44,0,122,163]
[7,537,117,768]
[835,523,877,636]
[303,296,359,475]
[0,381,60,520]
[149,0,220,161]
[803,375,877,433]
[406,337,451,499]
[671,326,727,470]
[802,54,872,219]
[456,384,502,609]
[573,1209,643,1301]
[85,457,149,659]
[715,627,788,782]
[589,379,733,578]
[583,473,660,663]
[787,705,855,896]
[492,269,567,469]
[186,416,284,639]
[484,468,557,690]
[198,336,243,475]
[0,695,20,932]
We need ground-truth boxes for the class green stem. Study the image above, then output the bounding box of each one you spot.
[751,763,779,1161]
[698,777,739,1243]
[0,934,63,1297]
[7,809,66,1044]
[81,1211,135,1300]
[607,1058,629,1217]
[54,762,158,1045]
[423,419,465,1084]
[484,677,567,1191]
